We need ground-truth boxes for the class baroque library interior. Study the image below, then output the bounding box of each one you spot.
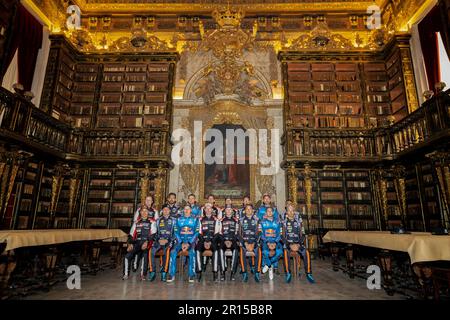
[0,0,449,303]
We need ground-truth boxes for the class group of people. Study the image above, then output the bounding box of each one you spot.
[122,193,315,284]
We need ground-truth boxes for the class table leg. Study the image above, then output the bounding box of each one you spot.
[331,243,340,272]
[346,244,355,279]
[0,250,17,297]
[378,250,395,296]
[110,241,120,269]
[90,241,102,274]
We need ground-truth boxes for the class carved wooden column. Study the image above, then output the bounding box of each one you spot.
[68,165,82,228]
[154,162,167,210]
[140,164,152,206]
[392,164,407,229]
[375,168,389,230]
[48,163,69,229]
[427,151,450,229]
[304,163,313,232]
[287,162,298,208]
[0,149,29,227]
[393,35,420,114]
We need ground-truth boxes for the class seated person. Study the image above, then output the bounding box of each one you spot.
[123,207,156,280]
[148,205,175,282]
[167,205,200,283]
[196,203,221,281]
[239,204,259,282]
[255,207,283,282]
[216,207,240,281]
[282,204,315,284]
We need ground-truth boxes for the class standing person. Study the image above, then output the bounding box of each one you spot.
[131,195,159,271]
[257,194,279,221]
[281,200,300,221]
[187,194,202,218]
[148,205,175,282]
[166,193,181,218]
[167,205,200,283]
[239,204,259,282]
[224,197,238,219]
[217,207,239,281]
[133,195,159,222]
[123,207,156,280]
[238,196,252,219]
[255,207,283,282]
[282,204,315,284]
[196,203,221,281]
[203,194,222,219]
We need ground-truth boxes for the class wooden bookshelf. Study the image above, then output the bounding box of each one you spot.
[345,171,376,230]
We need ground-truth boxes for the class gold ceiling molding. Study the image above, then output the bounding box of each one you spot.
[73,1,383,14]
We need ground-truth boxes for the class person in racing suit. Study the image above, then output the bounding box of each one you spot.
[216,207,239,281]
[187,194,202,218]
[238,204,259,282]
[256,194,280,221]
[166,192,181,218]
[123,207,156,280]
[148,205,175,282]
[203,194,222,219]
[167,205,200,283]
[255,207,283,282]
[195,203,221,281]
[282,204,315,284]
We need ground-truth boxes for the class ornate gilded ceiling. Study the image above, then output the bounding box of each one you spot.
[25,0,433,53]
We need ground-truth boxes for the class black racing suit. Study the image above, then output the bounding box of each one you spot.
[282,216,312,275]
[239,214,260,273]
[124,217,155,277]
[166,203,181,219]
[217,216,239,274]
[195,215,220,273]
[149,215,175,274]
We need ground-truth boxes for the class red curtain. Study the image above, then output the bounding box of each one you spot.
[0,3,42,91]
[418,6,442,92]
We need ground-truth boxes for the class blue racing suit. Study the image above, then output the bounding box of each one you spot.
[169,214,200,278]
[188,203,202,218]
[149,215,175,274]
[257,217,283,271]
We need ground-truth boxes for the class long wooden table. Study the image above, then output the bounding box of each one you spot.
[323,231,450,297]
[0,229,128,297]
[0,229,128,252]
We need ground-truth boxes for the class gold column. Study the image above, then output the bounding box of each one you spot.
[154,162,166,210]
[287,162,298,207]
[394,35,420,113]
[68,165,82,228]
[304,163,313,231]
[140,164,152,206]
[392,164,407,228]
[375,168,389,230]
[49,163,68,228]
[427,151,450,229]
[0,150,24,224]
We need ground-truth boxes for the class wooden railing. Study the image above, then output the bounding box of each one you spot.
[1,86,449,162]
[0,87,170,161]
[285,89,450,161]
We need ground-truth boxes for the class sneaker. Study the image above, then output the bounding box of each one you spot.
[268,267,274,280]
[122,274,129,280]
[242,272,248,282]
[188,276,195,283]
[148,272,156,282]
[167,275,175,283]
[230,273,236,281]
[220,272,225,281]
[262,265,269,274]
[306,273,315,284]
[285,273,292,283]
[161,272,167,282]
[254,272,260,283]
